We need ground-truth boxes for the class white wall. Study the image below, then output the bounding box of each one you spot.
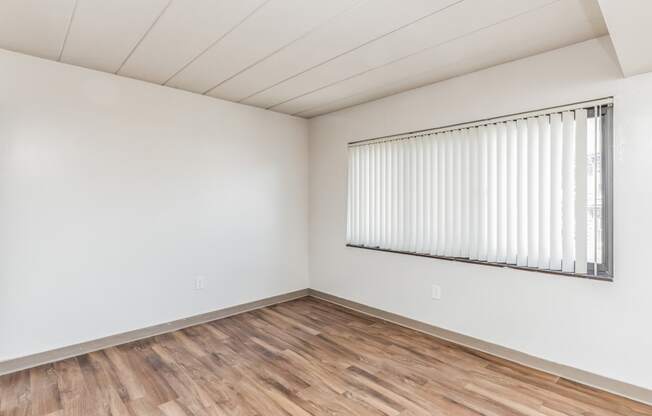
[308,36,652,390]
[0,50,309,360]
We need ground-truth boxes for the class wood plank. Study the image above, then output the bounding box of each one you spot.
[0,297,649,416]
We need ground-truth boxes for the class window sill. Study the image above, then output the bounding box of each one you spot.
[346,244,613,282]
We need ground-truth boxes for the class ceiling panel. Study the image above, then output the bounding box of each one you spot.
[207,0,461,102]
[243,0,556,110]
[295,0,608,117]
[60,0,170,73]
[0,0,75,60]
[118,0,267,85]
[165,0,359,94]
[0,0,609,118]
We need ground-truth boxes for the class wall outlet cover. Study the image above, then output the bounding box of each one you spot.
[431,284,441,300]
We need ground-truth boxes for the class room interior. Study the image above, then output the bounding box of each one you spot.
[1,0,651,415]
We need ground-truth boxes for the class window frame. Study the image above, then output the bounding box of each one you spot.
[590,104,613,278]
[345,100,614,282]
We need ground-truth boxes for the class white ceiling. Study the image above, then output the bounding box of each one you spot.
[0,0,607,118]
[597,0,652,77]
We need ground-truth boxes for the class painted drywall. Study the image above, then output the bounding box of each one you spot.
[308,36,652,390]
[0,49,309,360]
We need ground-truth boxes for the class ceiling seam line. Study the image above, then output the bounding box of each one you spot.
[292,0,566,117]
[297,68,476,117]
[274,0,561,113]
[115,0,174,74]
[161,0,272,86]
[236,0,466,104]
[202,0,368,96]
[57,0,78,61]
[299,18,604,116]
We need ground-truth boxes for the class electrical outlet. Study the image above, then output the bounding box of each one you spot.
[431,284,441,300]
[195,276,205,290]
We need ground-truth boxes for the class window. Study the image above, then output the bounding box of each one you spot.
[346,98,613,280]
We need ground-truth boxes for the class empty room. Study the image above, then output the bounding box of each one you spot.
[1,0,651,415]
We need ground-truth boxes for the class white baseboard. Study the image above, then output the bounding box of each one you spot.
[0,289,309,376]
[2,287,649,408]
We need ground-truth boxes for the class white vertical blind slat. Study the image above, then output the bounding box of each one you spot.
[506,121,518,264]
[423,136,432,253]
[496,123,507,263]
[445,133,454,257]
[369,145,375,246]
[372,145,377,246]
[575,109,588,274]
[550,113,563,270]
[461,129,470,258]
[370,145,374,246]
[355,147,361,244]
[349,148,355,243]
[379,142,386,248]
[516,119,528,266]
[430,137,439,255]
[538,115,551,269]
[385,141,392,248]
[453,130,462,257]
[561,112,575,273]
[374,143,383,247]
[404,140,411,251]
[403,139,411,251]
[437,134,446,256]
[347,147,353,243]
[396,141,405,250]
[350,147,356,244]
[416,138,425,252]
[391,141,399,249]
[593,109,601,272]
[487,124,498,263]
[410,139,418,252]
[526,117,539,267]
[469,128,479,260]
[479,126,488,261]
[376,144,382,247]
[360,145,367,246]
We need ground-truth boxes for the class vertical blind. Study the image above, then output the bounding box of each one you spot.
[346,99,612,276]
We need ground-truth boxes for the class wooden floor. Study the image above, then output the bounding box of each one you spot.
[1,297,650,416]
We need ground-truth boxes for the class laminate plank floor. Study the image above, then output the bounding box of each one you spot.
[1,296,650,416]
